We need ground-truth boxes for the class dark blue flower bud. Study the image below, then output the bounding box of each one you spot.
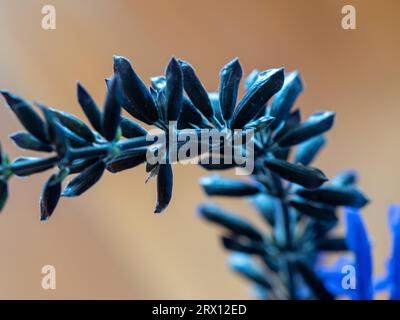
[198,203,263,241]
[219,58,242,121]
[10,131,53,152]
[155,163,173,213]
[297,185,369,208]
[295,135,326,166]
[179,59,214,119]
[1,91,48,142]
[102,76,122,141]
[165,57,183,121]
[40,173,62,221]
[277,111,335,147]
[77,82,103,133]
[231,68,284,129]
[62,160,106,197]
[113,55,158,124]
[200,175,262,197]
[269,71,303,129]
[264,158,328,189]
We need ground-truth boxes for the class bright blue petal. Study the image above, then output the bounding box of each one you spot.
[374,273,390,292]
[388,204,400,299]
[344,207,373,300]
[318,269,349,296]
[389,229,400,299]
[388,204,400,232]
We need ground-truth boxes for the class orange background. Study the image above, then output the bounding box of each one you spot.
[0,0,399,299]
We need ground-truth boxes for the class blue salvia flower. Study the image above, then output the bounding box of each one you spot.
[343,207,373,299]
[0,55,375,301]
[387,205,400,299]
[320,205,400,300]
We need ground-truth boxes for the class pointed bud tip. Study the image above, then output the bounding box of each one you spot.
[113,55,131,71]
[76,81,84,91]
[154,205,164,214]
[287,70,304,88]
[0,89,9,96]
[257,67,284,82]
[167,56,182,72]
[40,215,49,221]
[360,194,370,206]
[276,67,285,76]
[169,56,179,64]
[222,57,243,76]
[0,90,21,107]
[196,203,219,217]
[112,54,124,62]
[196,204,207,218]
[226,57,240,66]
[233,58,243,70]
[114,55,131,63]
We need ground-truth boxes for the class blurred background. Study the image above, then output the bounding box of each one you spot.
[0,0,399,299]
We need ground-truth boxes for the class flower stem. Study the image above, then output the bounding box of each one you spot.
[0,136,154,177]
